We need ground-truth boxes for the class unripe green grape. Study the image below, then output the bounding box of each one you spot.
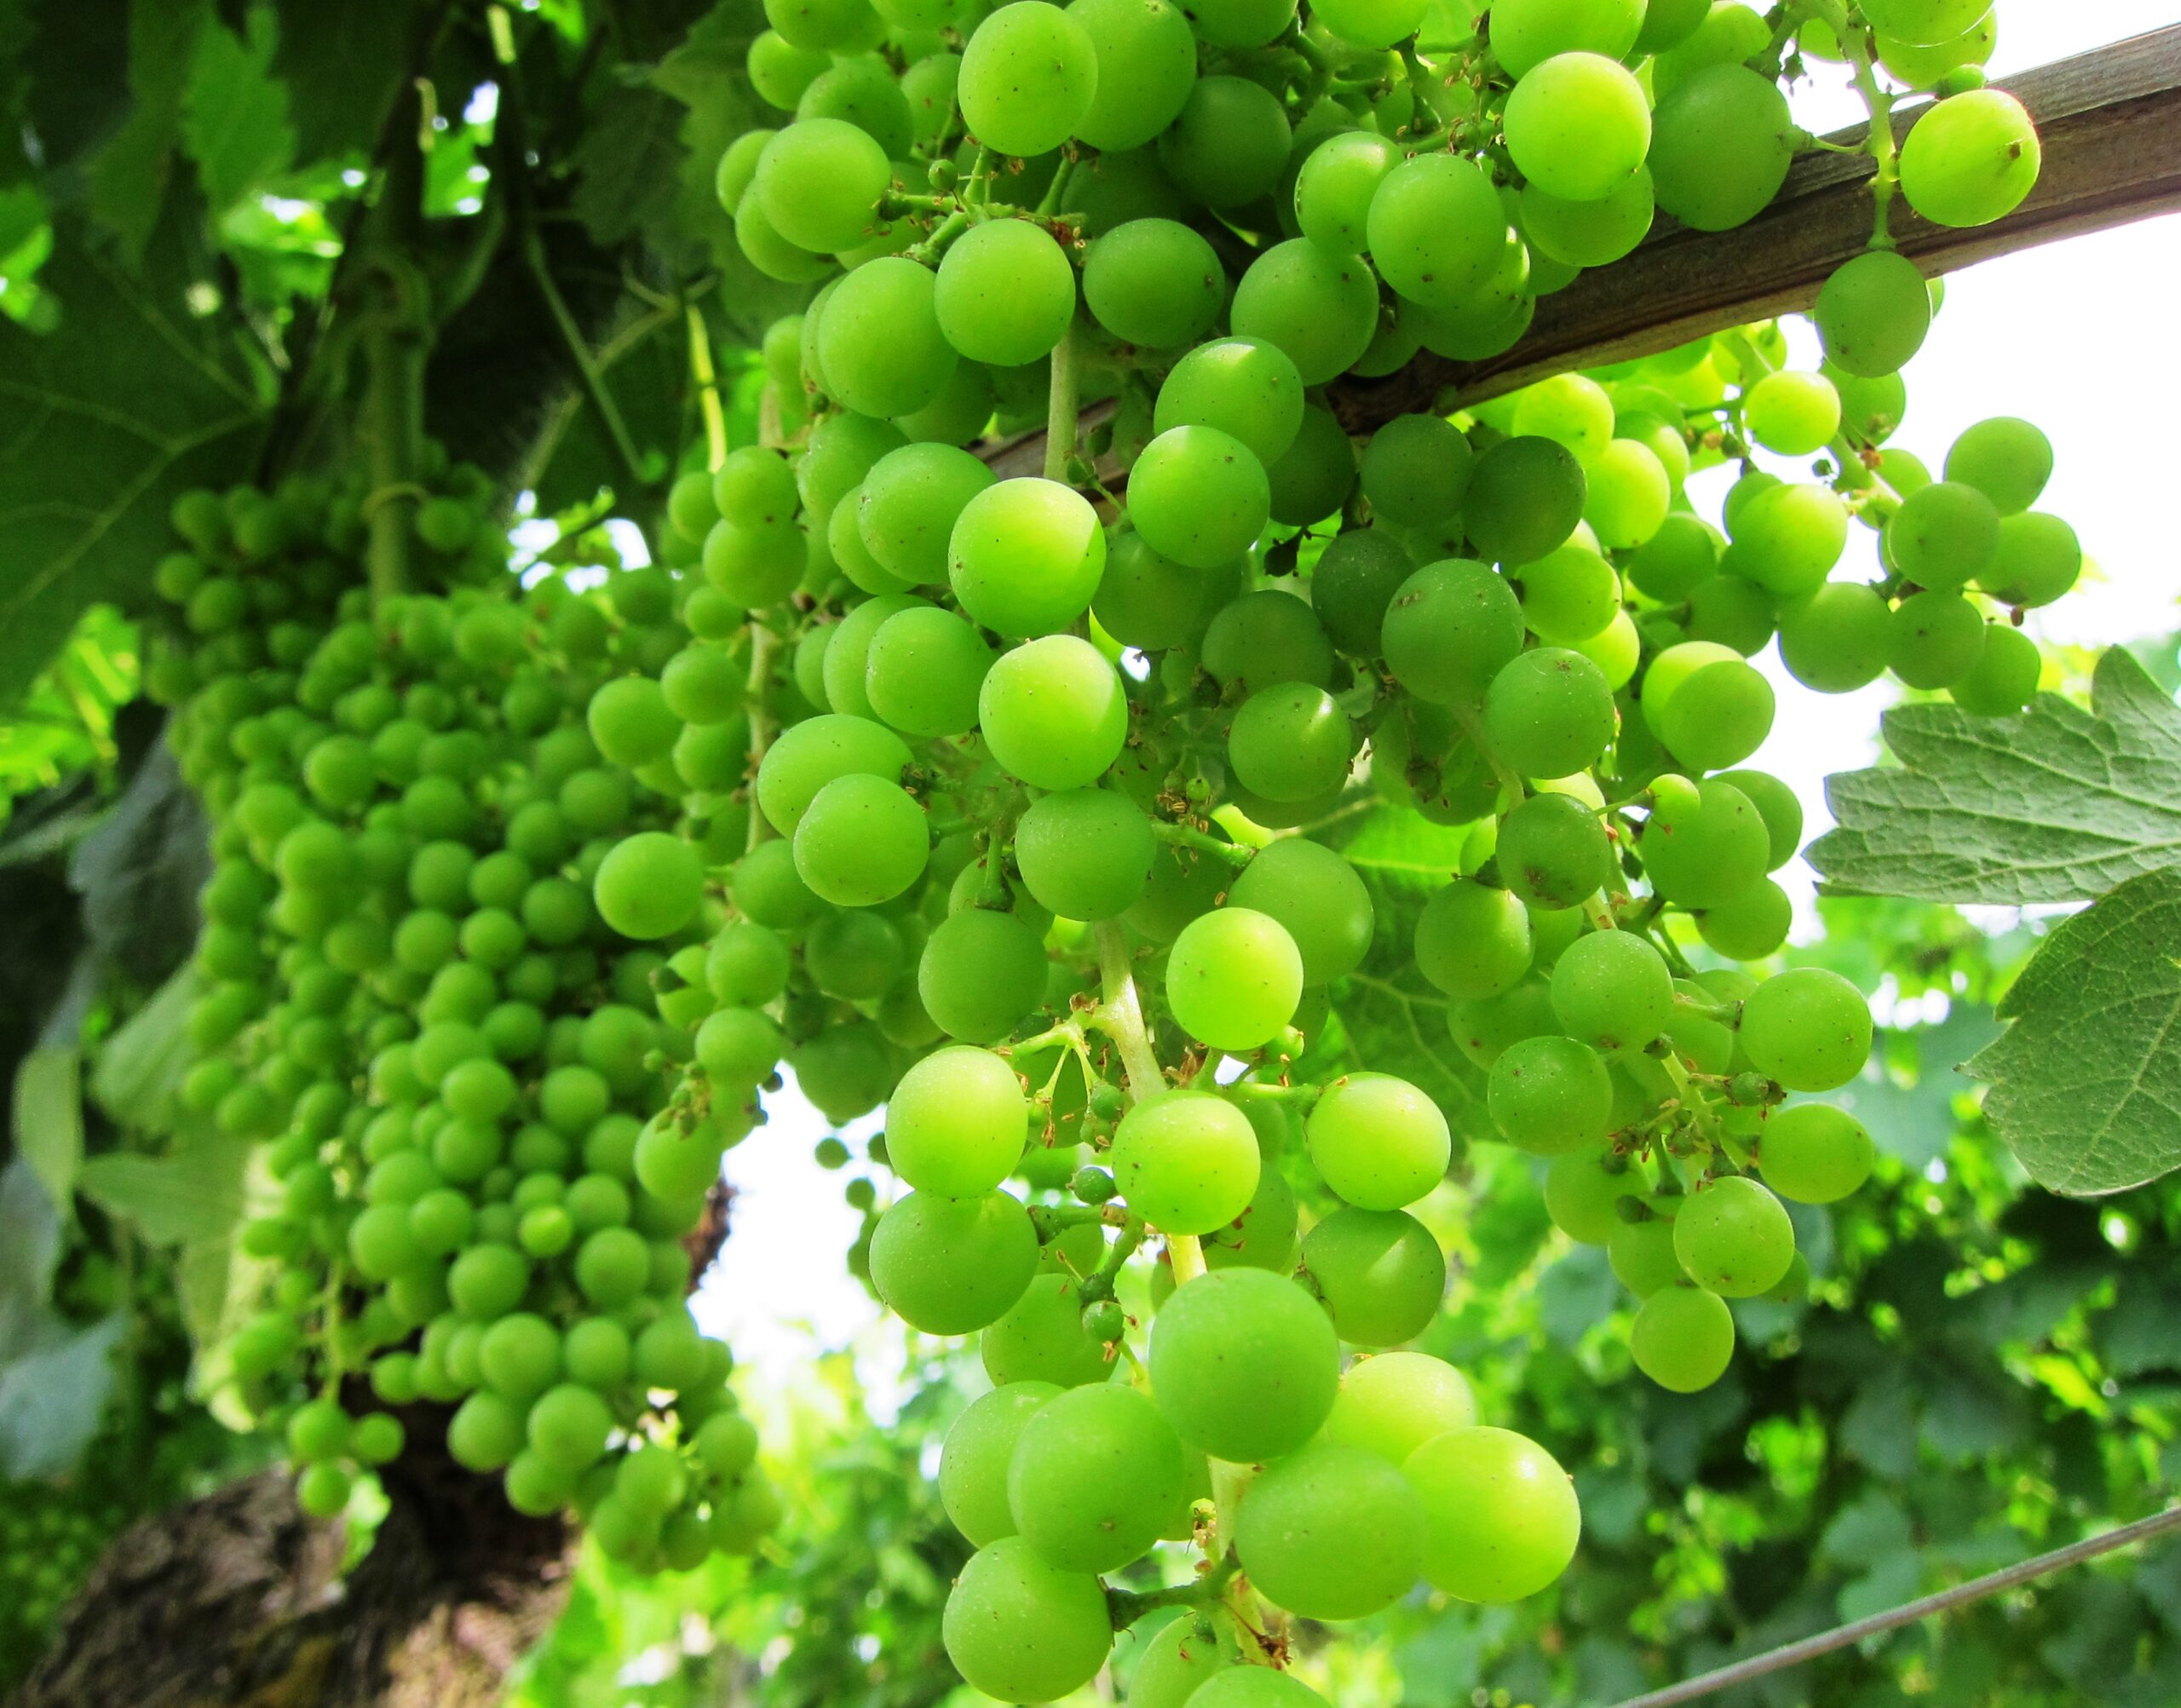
[861,607,992,739]
[1295,129,1401,251]
[1740,967,1872,1091]
[920,906,1047,1043]
[1159,75,1291,208]
[1128,1610,1242,1708]
[753,118,889,254]
[958,1,1096,157]
[1977,511,2080,607]
[1148,1268,1338,1460]
[1608,1213,1687,1297]
[1067,0,1195,148]
[978,635,1127,791]
[1309,528,1413,658]
[1759,1103,1875,1205]
[1521,168,1654,269]
[1081,218,1224,350]
[1381,559,1525,704]
[592,831,705,940]
[1631,1283,1735,1391]
[1551,928,1672,1054]
[983,1271,1114,1387]
[858,443,995,589]
[1495,791,1614,912]
[1321,1349,1476,1466]
[1900,89,2040,228]
[1640,777,1770,907]
[940,1381,1061,1545]
[887,1046,1029,1197]
[870,1189,1039,1333]
[1093,532,1240,652]
[1013,788,1155,923]
[1228,237,1379,386]
[1641,644,1775,772]
[1944,416,2052,515]
[1889,590,1986,690]
[1778,580,1891,693]
[1672,1174,1793,1296]
[823,592,924,717]
[702,516,805,606]
[949,478,1105,637]
[941,1537,1113,1705]
[933,219,1076,366]
[1006,1383,1186,1572]
[805,909,905,1000]
[1463,435,1586,566]
[1224,837,1373,986]
[1301,1206,1446,1346]
[793,772,929,907]
[755,712,912,837]
[1695,876,1792,958]
[797,58,913,160]
[1626,511,1719,601]
[1948,621,2041,715]
[1360,413,1473,529]
[1488,1033,1610,1154]
[1725,480,1848,597]
[1744,368,1842,457]
[1129,426,1271,569]
[734,192,830,283]
[1367,153,1506,310]
[1814,249,1932,377]
[816,258,956,420]
[1887,479,2000,591]
[1580,438,1669,550]
[1231,1441,1424,1619]
[1228,681,1352,802]
[1165,908,1303,1054]
[1204,588,1336,692]
[1543,1147,1646,1242]
[1416,880,1533,1000]
[1482,647,1615,779]
[1154,337,1304,472]
[1306,1073,1450,1210]
[296,1464,353,1518]
[1649,64,1795,232]
[1504,51,1649,202]
[1406,1425,1580,1602]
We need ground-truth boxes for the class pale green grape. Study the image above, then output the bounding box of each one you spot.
[1294,130,1402,252]
[1648,65,1793,230]
[934,220,1076,366]
[1945,416,2052,515]
[941,1382,1060,1545]
[1006,1383,1186,1572]
[1672,1174,1794,1297]
[1300,1206,1447,1346]
[1488,1034,1610,1154]
[1111,1090,1261,1236]
[983,1271,1114,1387]
[1165,908,1303,1053]
[1406,1426,1580,1602]
[978,635,1127,790]
[1899,89,2040,227]
[1496,791,1613,912]
[1360,413,1474,528]
[1228,238,1380,386]
[1462,435,1585,566]
[1321,1349,1476,1464]
[1489,0,1643,75]
[1232,1441,1424,1619]
[1366,153,1506,309]
[869,1189,1039,1333]
[957,2,1097,158]
[1014,788,1157,922]
[864,606,993,738]
[754,712,912,836]
[1159,75,1291,208]
[1630,1284,1735,1391]
[816,257,957,420]
[1129,426,1271,569]
[1504,53,1650,202]
[949,478,1106,637]
[1740,967,1873,1091]
[1306,1073,1450,1210]
[1228,682,1352,802]
[1067,0,1196,149]
[1154,337,1305,468]
[1224,837,1374,986]
[941,1537,1113,1704]
[1381,559,1525,704]
[1082,219,1224,350]
[753,118,889,254]
[1482,647,1616,779]
[1147,1268,1338,1460]
[887,1046,1029,1197]
[1759,1103,1875,1205]
[918,907,1049,1043]
[1814,249,1931,377]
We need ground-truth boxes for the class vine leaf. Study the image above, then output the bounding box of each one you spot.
[12,1044,83,1210]
[180,7,297,217]
[84,0,209,262]
[1810,648,2181,906]
[1965,866,2181,1196]
[0,205,269,701]
[77,1131,253,1248]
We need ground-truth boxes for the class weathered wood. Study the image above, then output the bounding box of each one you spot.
[980,24,2181,475]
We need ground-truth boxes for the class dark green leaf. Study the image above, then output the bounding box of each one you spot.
[11,1044,82,1207]
[0,206,268,699]
[181,6,296,215]
[1966,866,2181,1196]
[1812,648,2181,906]
[68,737,211,986]
[85,0,212,263]
[572,85,686,249]
[77,1130,253,1246]
[1819,1490,1913,1568]
[268,0,420,160]
[0,1308,124,1478]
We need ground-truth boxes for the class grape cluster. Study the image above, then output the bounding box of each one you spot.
[144,466,779,1571]
[640,0,2074,1692]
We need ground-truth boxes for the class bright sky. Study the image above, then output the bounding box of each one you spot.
[693,6,2181,1395]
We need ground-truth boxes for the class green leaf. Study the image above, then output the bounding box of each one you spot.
[0,205,269,699]
[268,0,421,161]
[91,966,202,1130]
[1811,648,2181,906]
[0,1159,61,1357]
[1965,866,2181,1196]
[0,1308,124,1478]
[181,6,296,216]
[572,84,686,249]
[85,0,212,263]
[12,1044,83,1208]
[77,1129,253,1245]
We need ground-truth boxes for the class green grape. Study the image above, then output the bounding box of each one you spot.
[919,906,1049,1042]
[941,1538,1113,1705]
[1416,880,1532,1000]
[1580,439,1669,549]
[1227,237,1379,386]
[763,0,877,52]
[1224,838,1374,986]
[941,1382,1060,1545]
[1268,403,1361,526]
[901,50,961,147]
[869,1189,1039,1333]
[1740,967,1872,1091]
[1551,928,1672,1054]
[1309,528,1413,658]
[1082,219,1224,350]
[1886,479,2000,590]
[1067,0,1197,149]
[1648,64,1793,230]
[527,1382,615,1470]
[1640,642,1775,772]
[1482,647,1615,779]
[1015,788,1156,922]
[825,593,927,716]
[1232,1441,1424,1619]
[1900,89,2040,227]
[1724,480,1847,596]
[592,831,704,940]
[1184,0,1294,44]
[1380,559,1525,704]
[1006,1383,1186,1572]
[933,220,1076,366]
[1306,1073,1451,1210]
[1695,874,1791,958]
[1321,1349,1476,1464]
[1544,1147,1645,1242]
[958,2,1098,156]
[755,712,912,836]
[1631,1281,1735,1390]
[1517,541,1620,644]
[1204,1153,1299,1270]
[805,910,906,1000]
[1888,590,1986,689]
[1948,621,2041,715]
[800,409,906,517]
[793,772,930,907]
[1511,373,1614,461]
[884,1047,1028,1197]
[1406,1425,1580,1602]
[1366,153,1505,309]
[1778,580,1891,693]
[1945,416,2052,515]
[982,1272,1114,1387]
[1191,1673,1331,1708]
[1301,1206,1446,1346]
[1147,1268,1338,1460]
[1862,0,1987,42]
[816,258,956,419]
[1294,129,1401,251]
[949,478,1106,637]
[1744,369,1842,457]
[1626,511,1719,601]
[1978,511,2080,607]
[1110,1091,1260,1236]
[1228,682,1352,802]
[1360,414,1473,529]
[1608,1213,1687,1297]
[735,192,832,284]
[1159,75,1291,208]
[1814,249,1931,378]
[1640,776,1770,907]
[1521,170,1654,267]
[1495,792,1613,912]
[1127,1610,1242,1708]
[1504,52,1649,201]
[1488,1034,1610,1154]
[1153,337,1305,468]
[1128,426,1272,569]
[1463,435,1585,566]
[1094,532,1239,652]
[978,635,1127,790]
[296,1464,353,1517]
[864,607,993,738]
[1165,908,1303,1053]
[1672,1174,1794,1297]
[1489,0,1642,73]
[1203,589,1336,692]
[730,837,825,930]
[1759,1103,1874,1205]
[859,442,996,587]
[753,118,889,254]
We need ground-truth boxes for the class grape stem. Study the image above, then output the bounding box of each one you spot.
[686,301,727,474]
[1091,919,1165,1103]
[1841,19,1902,247]
[1151,818,1256,868]
[1044,320,1080,484]
[743,624,779,852]
[1104,1550,1242,1627]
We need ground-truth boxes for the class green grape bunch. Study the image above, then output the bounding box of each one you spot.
[142,463,780,1573]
